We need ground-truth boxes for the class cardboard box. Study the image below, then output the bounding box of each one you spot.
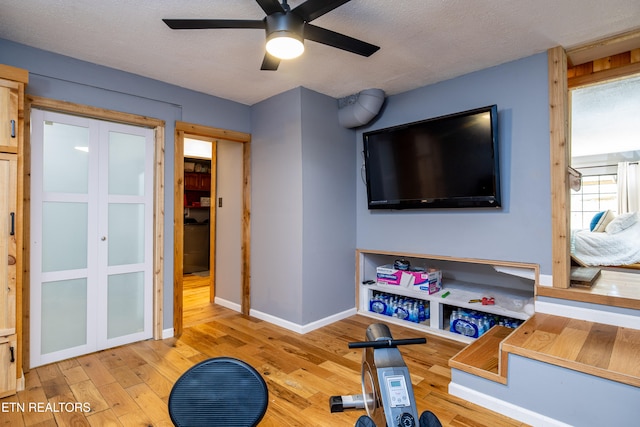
[376,264,442,294]
[414,269,442,294]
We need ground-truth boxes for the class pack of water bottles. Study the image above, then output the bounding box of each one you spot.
[449,308,522,338]
[369,291,430,324]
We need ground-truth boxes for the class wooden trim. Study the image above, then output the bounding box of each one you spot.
[566,28,640,67]
[25,96,166,348]
[153,127,165,340]
[536,284,640,310]
[356,248,540,272]
[20,98,30,377]
[173,124,252,328]
[548,46,571,289]
[569,55,640,88]
[0,65,28,85]
[176,121,249,143]
[173,130,185,337]
[209,141,217,303]
[241,141,251,315]
[26,96,164,129]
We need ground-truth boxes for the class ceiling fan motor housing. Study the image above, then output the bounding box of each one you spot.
[265,12,305,40]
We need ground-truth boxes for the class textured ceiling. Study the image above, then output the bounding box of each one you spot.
[1,0,639,106]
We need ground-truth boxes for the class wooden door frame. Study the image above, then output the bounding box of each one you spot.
[173,122,251,337]
[544,29,640,309]
[23,96,165,369]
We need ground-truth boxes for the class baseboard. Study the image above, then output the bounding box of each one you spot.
[448,382,572,427]
[214,297,242,313]
[535,299,640,329]
[538,273,553,287]
[249,307,357,334]
[162,328,174,339]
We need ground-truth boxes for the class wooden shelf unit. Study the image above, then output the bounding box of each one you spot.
[184,157,211,208]
[356,249,539,343]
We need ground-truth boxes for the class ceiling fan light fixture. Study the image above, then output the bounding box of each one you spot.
[266,31,304,59]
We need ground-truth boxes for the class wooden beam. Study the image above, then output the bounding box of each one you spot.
[173,130,185,337]
[566,27,640,67]
[569,58,640,88]
[242,141,251,315]
[548,46,571,289]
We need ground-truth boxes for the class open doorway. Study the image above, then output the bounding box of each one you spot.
[173,122,251,336]
[183,139,215,328]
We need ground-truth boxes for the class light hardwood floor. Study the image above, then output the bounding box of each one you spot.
[1,275,528,426]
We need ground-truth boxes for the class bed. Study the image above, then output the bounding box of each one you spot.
[571,211,640,269]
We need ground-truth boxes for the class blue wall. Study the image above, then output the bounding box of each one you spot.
[1,38,252,329]
[250,87,357,325]
[250,88,305,322]
[300,87,356,324]
[355,53,552,274]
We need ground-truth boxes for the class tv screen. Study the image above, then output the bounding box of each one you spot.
[363,105,500,210]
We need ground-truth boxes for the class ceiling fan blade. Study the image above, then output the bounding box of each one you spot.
[255,0,285,15]
[163,19,265,30]
[304,24,379,57]
[292,0,352,22]
[260,53,281,71]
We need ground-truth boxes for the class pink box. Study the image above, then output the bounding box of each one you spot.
[376,264,442,294]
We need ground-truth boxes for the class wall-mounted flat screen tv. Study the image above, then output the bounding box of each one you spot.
[363,105,500,210]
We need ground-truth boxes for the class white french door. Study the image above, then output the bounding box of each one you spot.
[30,109,154,367]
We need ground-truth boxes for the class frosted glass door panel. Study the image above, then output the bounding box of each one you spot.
[41,278,87,354]
[31,108,154,368]
[107,272,144,339]
[108,203,145,266]
[42,202,88,272]
[43,122,89,194]
[109,131,146,196]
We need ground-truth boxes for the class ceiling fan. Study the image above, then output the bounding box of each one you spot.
[163,0,380,70]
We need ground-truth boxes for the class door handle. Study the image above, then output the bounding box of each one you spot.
[9,346,15,363]
[101,236,107,241]
[11,120,16,138]
[9,212,14,236]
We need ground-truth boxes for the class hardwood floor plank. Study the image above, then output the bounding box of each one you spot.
[609,327,640,377]
[85,408,123,427]
[68,379,109,414]
[49,393,91,427]
[124,383,171,425]
[546,325,589,360]
[108,365,144,390]
[76,354,116,388]
[575,323,617,369]
[0,395,26,426]
[96,382,140,418]
[60,366,89,386]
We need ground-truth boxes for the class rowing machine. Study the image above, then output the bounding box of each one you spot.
[330,323,438,427]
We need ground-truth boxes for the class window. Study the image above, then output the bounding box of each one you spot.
[570,74,640,229]
[570,173,617,229]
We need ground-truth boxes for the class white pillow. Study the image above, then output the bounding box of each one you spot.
[592,210,615,232]
[605,212,639,234]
